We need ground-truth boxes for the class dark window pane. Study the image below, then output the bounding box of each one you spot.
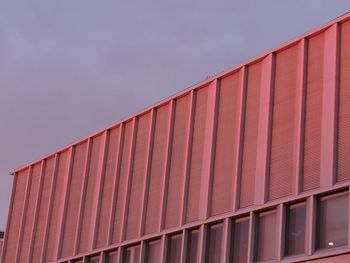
[167,234,182,263]
[317,192,349,249]
[285,202,306,256]
[147,239,162,263]
[256,210,277,261]
[107,250,119,263]
[231,217,249,262]
[206,223,223,262]
[88,256,100,263]
[124,244,141,263]
[187,229,199,262]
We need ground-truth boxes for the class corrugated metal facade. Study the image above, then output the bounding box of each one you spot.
[2,14,350,263]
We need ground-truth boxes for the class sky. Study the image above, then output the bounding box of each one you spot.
[0,1,350,228]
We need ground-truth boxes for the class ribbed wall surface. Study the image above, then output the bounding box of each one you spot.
[144,104,170,234]
[96,127,120,248]
[112,121,133,244]
[211,72,241,215]
[240,61,262,208]
[3,170,27,263]
[165,94,191,228]
[302,33,324,191]
[79,135,103,253]
[268,45,298,200]
[3,15,350,263]
[338,21,350,182]
[18,163,41,263]
[31,157,55,263]
[186,87,209,223]
[45,150,69,262]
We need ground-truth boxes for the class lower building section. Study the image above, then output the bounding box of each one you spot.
[54,184,350,263]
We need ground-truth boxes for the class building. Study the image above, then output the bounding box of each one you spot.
[0,231,4,258]
[2,13,350,263]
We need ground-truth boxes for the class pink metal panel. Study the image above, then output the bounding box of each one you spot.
[211,72,242,216]
[112,120,134,243]
[303,32,325,191]
[2,169,28,263]
[79,134,106,253]
[240,61,262,208]
[320,24,339,187]
[28,161,45,262]
[269,44,299,200]
[125,113,151,240]
[293,39,307,196]
[30,158,55,262]
[140,110,156,237]
[18,163,41,263]
[254,54,274,205]
[91,132,109,250]
[60,142,88,258]
[337,21,350,182]
[199,81,219,220]
[159,100,175,231]
[186,86,210,223]
[96,127,120,248]
[165,94,191,229]
[44,150,69,262]
[145,105,170,234]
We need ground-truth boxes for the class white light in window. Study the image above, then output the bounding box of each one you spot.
[328,242,334,246]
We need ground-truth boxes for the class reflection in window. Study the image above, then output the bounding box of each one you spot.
[206,223,223,262]
[124,244,141,263]
[88,256,100,263]
[167,234,182,263]
[187,229,199,262]
[256,210,277,261]
[146,239,162,263]
[317,191,349,249]
[107,250,119,263]
[231,217,249,262]
[285,202,306,256]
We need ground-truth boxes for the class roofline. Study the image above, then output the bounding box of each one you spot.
[10,11,350,175]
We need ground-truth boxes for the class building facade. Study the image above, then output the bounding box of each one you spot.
[0,231,4,258]
[2,13,350,263]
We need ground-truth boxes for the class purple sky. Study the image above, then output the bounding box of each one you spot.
[1,1,350,228]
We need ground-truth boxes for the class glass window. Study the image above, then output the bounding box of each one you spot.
[88,256,100,263]
[167,234,182,263]
[206,223,223,262]
[231,217,249,262]
[107,250,119,263]
[124,244,141,263]
[317,191,349,249]
[285,202,306,256]
[187,229,199,263]
[146,239,162,263]
[256,210,277,261]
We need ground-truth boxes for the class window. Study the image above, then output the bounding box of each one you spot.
[146,239,162,263]
[231,216,249,262]
[124,244,141,263]
[317,191,349,249]
[256,210,277,261]
[206,223,223,262]
[87,255,100,263]
[186,229,199,262]
[167,234,182,263]
[106,250,118,263]
[285,202,306,256]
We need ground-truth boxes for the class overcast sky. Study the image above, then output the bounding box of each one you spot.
[1,1,350,228]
